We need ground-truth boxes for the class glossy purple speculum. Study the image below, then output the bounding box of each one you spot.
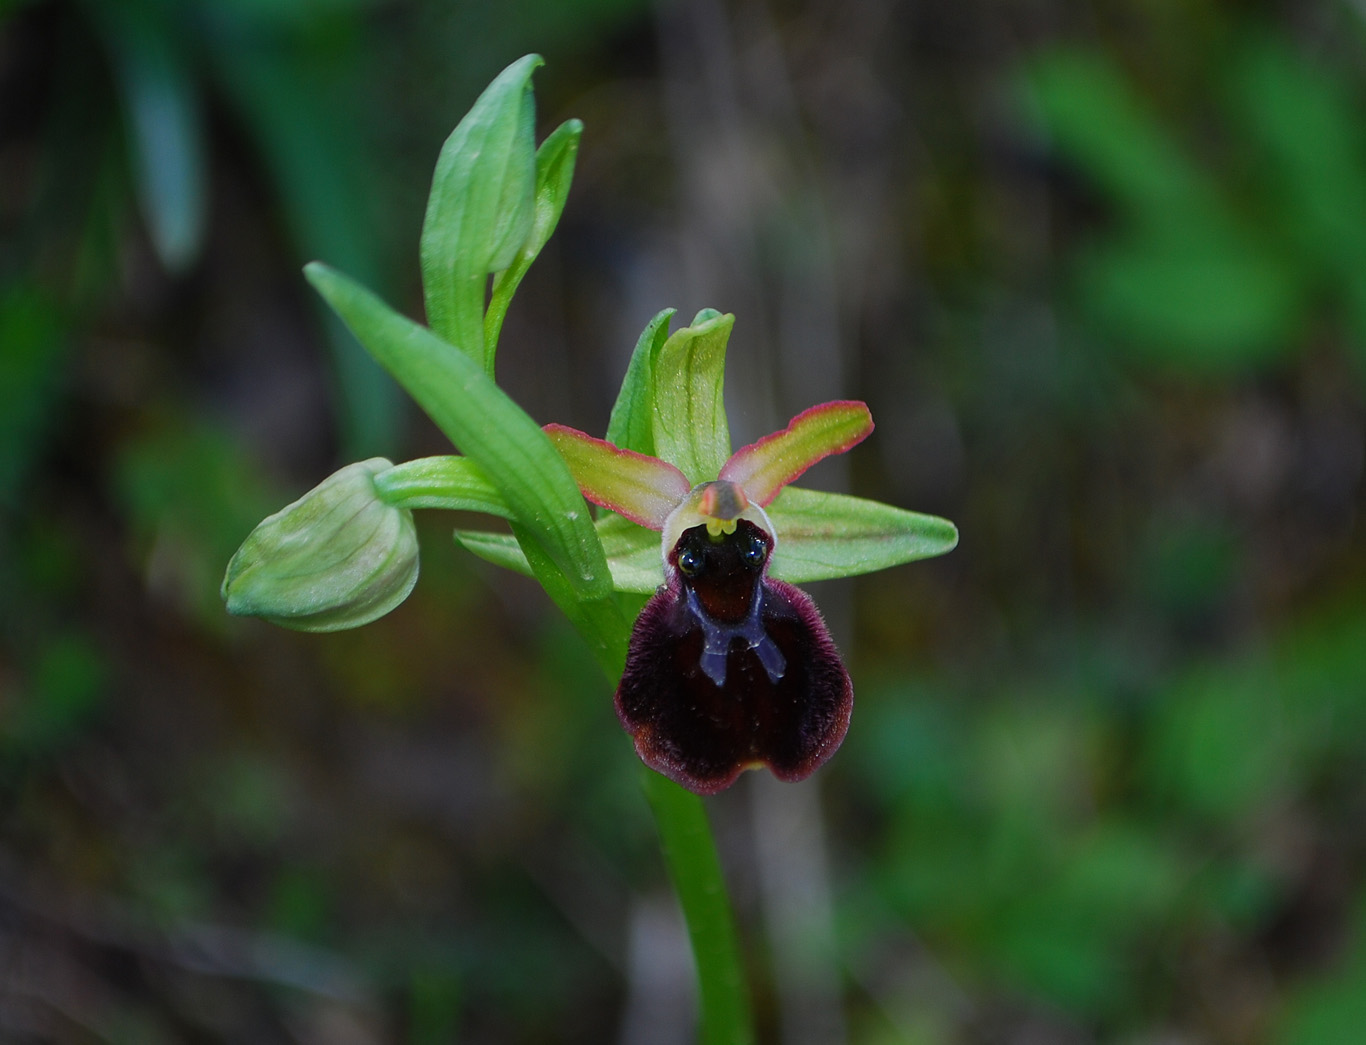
[616,482,853,795]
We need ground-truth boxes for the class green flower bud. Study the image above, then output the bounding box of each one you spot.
[222,458,419,632]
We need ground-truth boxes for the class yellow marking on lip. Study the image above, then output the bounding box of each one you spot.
[705,517,737,538]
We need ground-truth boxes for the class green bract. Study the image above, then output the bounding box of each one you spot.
[420,54,540,371]
[221,458,418,632]
[485,117,583,357]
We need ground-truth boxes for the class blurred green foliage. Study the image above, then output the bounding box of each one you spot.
[1026,28,1366,377]
[2,0,1365,1042]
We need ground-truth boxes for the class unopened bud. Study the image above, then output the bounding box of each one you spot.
[222,458,418,632]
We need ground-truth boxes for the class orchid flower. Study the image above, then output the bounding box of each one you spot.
[219,54,957,797]
[544,401,872,794]
[446,307,958,795]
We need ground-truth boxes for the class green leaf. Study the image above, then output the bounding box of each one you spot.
[460,486,959,592]
[594,513,665,591]
[371,456,512,517]
[1224,32,1366,276]
[305,262,610,599]
[420,54,541,371]
[765,486,959,584]
[1077,225,1302,373]
[1023,47,1213,224]
[607,308,675,454]
[485,118,583,357]
[652,309,733,484]
[457,511,662,594]
[454,530,531,575]
[88,0,206,271]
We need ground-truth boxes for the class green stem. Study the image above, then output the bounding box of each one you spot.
[513,525,754,1043]
[373,456,511,517]
[642,769,755,1045]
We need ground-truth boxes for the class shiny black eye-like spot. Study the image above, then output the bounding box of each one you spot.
[677,547,702,576]
[616,519,853,795]
[742,531,766,568]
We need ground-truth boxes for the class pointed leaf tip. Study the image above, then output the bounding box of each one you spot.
[486,115,585,356]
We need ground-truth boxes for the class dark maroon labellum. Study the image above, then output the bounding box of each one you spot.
[615,520,853,795]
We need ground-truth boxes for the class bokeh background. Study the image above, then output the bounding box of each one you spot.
[4,0,1366,1042]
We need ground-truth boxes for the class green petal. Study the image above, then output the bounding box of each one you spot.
[719,400,873,506]
[606,308,675,455]
[457,511,662,594]
[485,118,583,358]
[420,54,541,370]
[765,486,958,583]
[305,262,610,599]
[652,309,733,484]
[544,424,690,529]
[595,512,666,591]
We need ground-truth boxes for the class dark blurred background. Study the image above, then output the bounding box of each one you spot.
[3,0,1365,1042]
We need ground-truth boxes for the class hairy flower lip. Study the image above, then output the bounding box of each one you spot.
[615,526,853,795]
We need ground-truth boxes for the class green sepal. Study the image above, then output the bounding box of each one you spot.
[765,486,959,583]
[652,309,733,484]
[457,484,959,592]
[457,511,663,594]
[420,54,541,370]
[607,308,675,455]
[372,456,512,517]
[485,118,583,358]
[305,262,611,600]
[222,458,419,631]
